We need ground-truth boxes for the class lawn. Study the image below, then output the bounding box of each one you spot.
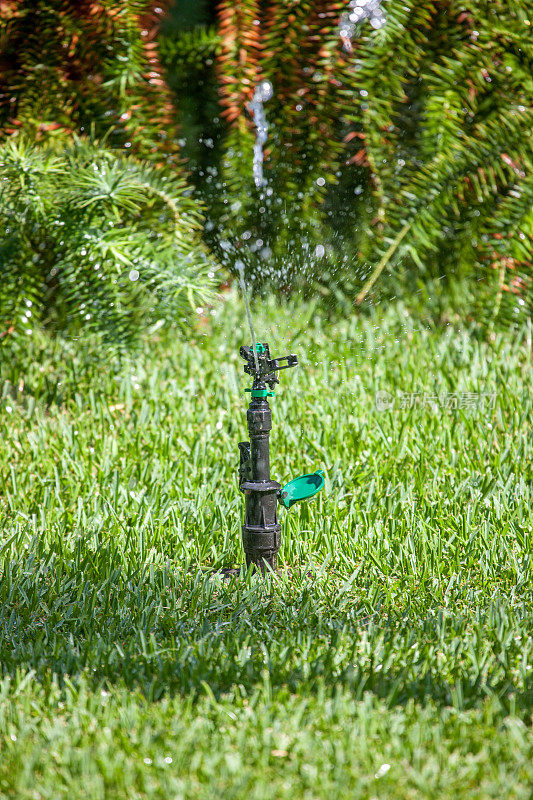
[1,295,532,799]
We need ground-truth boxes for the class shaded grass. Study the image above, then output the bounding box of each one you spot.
[0,295,532,798]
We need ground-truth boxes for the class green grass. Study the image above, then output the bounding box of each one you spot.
[1,295,532,799]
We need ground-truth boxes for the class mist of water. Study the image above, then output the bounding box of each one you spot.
[247,80,274,188]
[236,259,260,374]
[231,81,276,371]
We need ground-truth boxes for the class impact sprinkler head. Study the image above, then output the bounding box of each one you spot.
[239,342,298,393]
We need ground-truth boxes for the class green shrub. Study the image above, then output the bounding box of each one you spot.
[0,139,216,349]
[162,0,532,323]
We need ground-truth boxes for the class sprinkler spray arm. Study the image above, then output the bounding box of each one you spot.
[239,343,298,391]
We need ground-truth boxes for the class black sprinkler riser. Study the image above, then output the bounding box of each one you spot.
[237,343,325,573]
[241,399,281,572]
[238,343,298,574]
[248,399,272,481]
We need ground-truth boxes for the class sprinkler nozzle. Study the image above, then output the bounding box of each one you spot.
[240,342,298,390]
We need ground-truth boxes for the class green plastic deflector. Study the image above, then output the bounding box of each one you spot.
[279,470,325,509]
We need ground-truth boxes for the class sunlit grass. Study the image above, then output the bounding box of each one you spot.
[0,295,532,799]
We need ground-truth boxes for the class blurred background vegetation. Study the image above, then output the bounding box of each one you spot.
[0,0,531,349]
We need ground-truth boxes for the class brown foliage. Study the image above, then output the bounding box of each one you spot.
[0,0,176,156]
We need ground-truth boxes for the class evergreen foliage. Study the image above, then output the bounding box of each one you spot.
[0,0,530,335]
[163,0,532,322]
[0,1,218,349]
[0,0,176,159]
[0,139,215,348]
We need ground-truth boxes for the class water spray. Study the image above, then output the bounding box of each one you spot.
[238,342,324,573]
[233,78,324,575]
[247,80,274,188]
[339,0,386,52]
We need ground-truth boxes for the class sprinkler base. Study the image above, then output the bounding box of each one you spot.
[217,565,290,581]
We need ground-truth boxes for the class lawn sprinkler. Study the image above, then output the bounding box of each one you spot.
[238,342,325,573]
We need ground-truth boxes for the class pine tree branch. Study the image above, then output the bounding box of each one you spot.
[356,221,411,304]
